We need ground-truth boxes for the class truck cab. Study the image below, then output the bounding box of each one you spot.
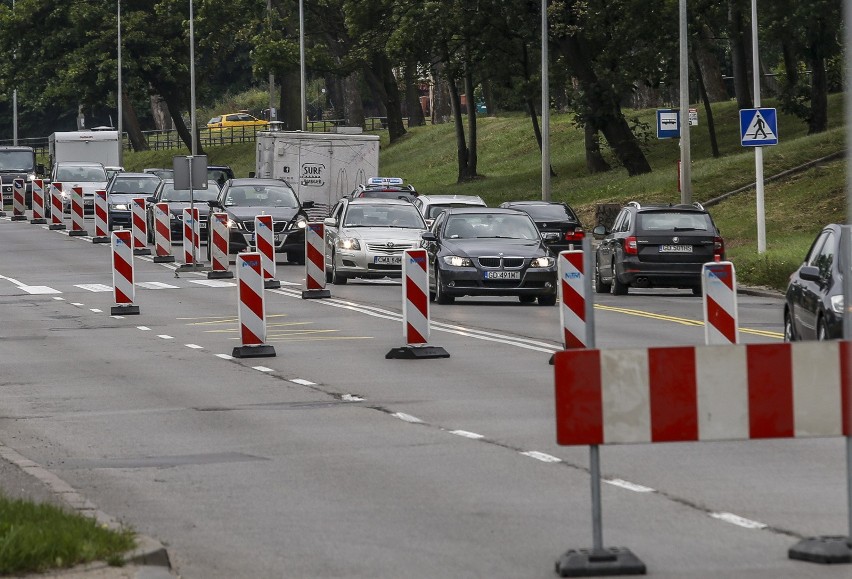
[0,146,44,208]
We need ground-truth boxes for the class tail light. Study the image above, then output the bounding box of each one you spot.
[624,236,638,255]
[714,236,725,259]
[564,228,585,242]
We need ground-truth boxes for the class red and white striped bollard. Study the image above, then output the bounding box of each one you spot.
[702,261,739,345]
[232,252,275,358]
[91,190,110,243]
[68,186,88,236]
[208,212,233,279]
[48,182,66,230]
[302,222,330,298]
[182,207,200,265]
[30,179,46,224]
[558,250,590,349]
[152,202,175,262]
[110,229,140,315]
[254,214,280,289]
[10,178,27,221]
[131,197,150,254]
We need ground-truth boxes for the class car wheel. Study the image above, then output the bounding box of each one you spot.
[519,295,536,304]
[594,258,611,294]
[610,260,628,295]
[331,252,347,285]
[817,315,827,341]
[434,268,454,304]
[783,309,797,342]
[537,293,557,306]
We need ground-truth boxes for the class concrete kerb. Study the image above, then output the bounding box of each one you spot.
[0,443,173,570]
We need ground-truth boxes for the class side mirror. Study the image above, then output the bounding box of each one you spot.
[323,217,337,227]
[207,200,219,209]
[302,200,314,208]
[146,196,156,203]
[798,265,822,283]
[421,231,437,242]
[592,225,608,238]
[248,171,256,178]
[37,163,45,175]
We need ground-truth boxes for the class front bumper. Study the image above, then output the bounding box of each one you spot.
[228,227,305,261]
[334,245,419,279]
[437,264,557,297]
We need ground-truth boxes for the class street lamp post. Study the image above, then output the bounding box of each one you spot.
[752,0,766,253]
[299,0,306,131]
[679,0,691,204]
[117,0,123,166]
[541,0,550,202]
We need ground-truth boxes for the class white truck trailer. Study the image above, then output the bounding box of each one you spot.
[48,130,121,170]
[255,129,379,219]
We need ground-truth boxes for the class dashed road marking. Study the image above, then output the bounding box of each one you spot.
[188,279,236,288]
[340,394,365,402]
[185,344,204,349]
[520,451,562,463]
[137,326,151,331]
[90,308,102,313]
[75,284,113,292]
[216,354,234,360]
[392,412,422,424]
[253,366,274,373]
[20,285,61,294]
[290,378,316,386]
[71,302,84,307]
[137,281,180,290]
[710,512,768,530]
[605,479,655,493]
[450,430,485,440]
[157,334,174,340]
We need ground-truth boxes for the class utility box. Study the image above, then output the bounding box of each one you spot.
[255,130,379,219]
[48,130,120,170]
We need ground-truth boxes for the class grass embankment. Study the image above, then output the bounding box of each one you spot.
[0,494,135,574]
[122,94,846,291]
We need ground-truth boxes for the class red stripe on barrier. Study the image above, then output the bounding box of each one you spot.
[747,344,794,438]
[554,350,604,445]
[114,255,133,282]
[562,328,585,349]
[406,277,428,314]
[115,288,132,304]
[561,279,585,322]
[239,280,264,321]
[307,243,323,267]
[214,232,227,254]
[649,346,698,442]
[406,323,427,344]
[706,295,736,342]
[241,324,263,346]
[842,341,852,436]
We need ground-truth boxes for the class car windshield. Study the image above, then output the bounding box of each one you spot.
[0,151,35,171]
[56,166,107,182]
[343,204,425,228]
[516,204,577,221]
[224,185,298,208]
[638,211,713,232]
[427,203,483,219]
[159,182,220,202]
[444,213,539,239]
[110,177,161,194]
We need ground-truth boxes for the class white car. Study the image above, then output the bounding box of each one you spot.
[324,198,428,284]
[412,194,487,227]
[51,161,108,214]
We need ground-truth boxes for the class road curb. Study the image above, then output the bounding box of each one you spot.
[0,443,173,570]
[737,285,784,299]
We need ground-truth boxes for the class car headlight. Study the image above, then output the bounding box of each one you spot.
[228,219,240,229]
[27,173,36,181]
[111,203,129,211]
[60,191,70,200]
[294,217,307,229]
[531,256,555,268]
[442,255,472,267]
[337,237,360,250]
[831,294,844,315]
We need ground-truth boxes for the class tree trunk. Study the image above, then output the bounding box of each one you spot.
[463,48,478,178]
[729,0,752,109]
[378,55,406,143]
[363,66,388,119]
[162,92,200,154]
[692,49,720,158]
[431,62,452,124]
[122,89,149,152]
[482,79,495,116]
[404,62,425,127]
[526,98,557,177]
[584,123,611,173]
[448,76,469,182]
[149,93,172,131]
[279,68,303,130]
[697,26,729,102]
[808,43,828,134]
[343,70,365,128]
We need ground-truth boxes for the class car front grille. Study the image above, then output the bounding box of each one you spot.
[477,256,525,268]
[242,220,286,233]
[366,242,417,254]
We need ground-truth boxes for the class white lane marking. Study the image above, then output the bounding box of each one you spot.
[709,512,768,530]
[520,451,562,463]
[112,316,124,319]
[189,279,236,288]
[137,281,180,290]
[341,394,365,402]
[216,354,234,360]
[21,285,62,294]
[185,344,204,349]
[0,273,24,285]
[290,378,316,386]
[137,326,151,331]
[71,302,84,306]
[157,335,174,340]
[450,430,485,439]
[605,479,655,493]
[75,283,113,292]
[53,297,65,301]
[90,308,103,313]
[392,412,422,423]
[253,366,274,373]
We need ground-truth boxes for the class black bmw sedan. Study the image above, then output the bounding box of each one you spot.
[421,207,558,305]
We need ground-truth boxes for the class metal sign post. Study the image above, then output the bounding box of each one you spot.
[173,154,209,273]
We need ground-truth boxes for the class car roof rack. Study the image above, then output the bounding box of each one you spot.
[627,201,641,209]
[692,201,705,210]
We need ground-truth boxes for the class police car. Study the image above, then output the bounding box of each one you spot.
[350,177,418,201]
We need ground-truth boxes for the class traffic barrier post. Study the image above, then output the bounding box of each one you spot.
[386,248,449,359]
[207,212,233,279]
[91,190,110,243]
[175,206,209,273]
[110,229,140,315]
[302,222,330,299]
[48,182,66,230]
[10,178,27,221]
[254,215,281,289]
[131,197,150,255]
[232,251,275,358]
[30,179,46,224]
[702,261,738,345]
[152,202,175,263]
[68,186,88,236]
[550,240,595,367]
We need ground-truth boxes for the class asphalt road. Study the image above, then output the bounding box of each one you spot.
[1,216,849,578]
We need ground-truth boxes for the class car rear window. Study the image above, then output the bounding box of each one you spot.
[516,204,577,221]
[637,211,714,233]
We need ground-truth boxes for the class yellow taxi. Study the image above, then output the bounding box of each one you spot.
[206,112,268,130]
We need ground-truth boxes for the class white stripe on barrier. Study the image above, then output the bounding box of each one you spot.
[93,190,109,238]
[183,207,200,264]
[210,212,230,272]
[305,222,325,290]
[792,341,842,437]
[601,349,650,444]
[695,346,749,441]
[255,215,276,280]
[153,202,172,256]
[236,252,266,346]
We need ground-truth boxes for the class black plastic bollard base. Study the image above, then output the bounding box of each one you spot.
[48,224,66,230]
[92,236,111,244]
[385,345,450,359]
[789,536,852,564]
[176,262,209,273]
[133,248,152,256]
[153,255,176,263]
[207,269,234,279]
[555,547,646,577]
[30,218,47,225]
[110,305,140,316]
[68,230,88,236]
[264,279,281,289]
[232,344,276,358]
[301,288,331,299]
[10,215,27,221]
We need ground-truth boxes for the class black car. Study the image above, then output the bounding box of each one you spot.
[784,224,844,341]
[499,201,585,255]
[146,179,220,243]
[206,178,312,264]
[593,201,725,295]
[421,207,558,305]
[105,172,162,230]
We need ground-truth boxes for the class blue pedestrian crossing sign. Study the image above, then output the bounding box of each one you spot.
[740,108,778,147]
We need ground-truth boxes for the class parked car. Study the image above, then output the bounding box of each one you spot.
[421,207,558,305]
[412,194,487,228]
[206,178,311,264]
[51,161,109,214]
[498,200,585,255]
[146,179,220,243]
[349,177,418,201]
[784,224,844,341]
[323,198,428,284]
[206,112,268,130]
[593,201,725,296]
[143,168,174,180]
[105,172,162,230]
[104,166,125,181]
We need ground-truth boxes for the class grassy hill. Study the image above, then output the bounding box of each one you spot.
[122,94,846,291]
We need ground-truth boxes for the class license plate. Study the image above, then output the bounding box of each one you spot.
[200,222,207,229]
[374,255,402,265]
[484,270,520,280]
[542,232,560,240]
[659,245,692,253]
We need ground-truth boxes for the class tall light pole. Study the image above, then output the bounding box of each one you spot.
[189,0,198,155]
[12,0,17,145]
[678,0,691,204]
[752,0,766,253]
[117,0,123,166]
[267,0,275,121]
[541,0,551,201]
[299,0,306,130]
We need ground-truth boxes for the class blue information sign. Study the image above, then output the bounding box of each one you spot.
[656,109,680,139]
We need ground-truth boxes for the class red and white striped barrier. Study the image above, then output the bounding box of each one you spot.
[91,190,110,243]
[131,197,150,254]
[30,179,46,224]
[232,252,275,358]
[207,212,233,278]
[10,178,26,221]
[182,207,200,265]
[386,249,448,359]
[110,229,139,315]
[48,182,65,230]
[702,261,738,345]
[558,250,591,349]
[68,186,88,236]
[152,202,175,262]
[302,222,330,298]
[254,214,280,289]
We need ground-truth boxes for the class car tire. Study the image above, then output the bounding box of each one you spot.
[783,309,797,342]
[331,252,347,285]
[817,315,827,341]
[519,295,536,304]
[537,294,557,306]
[594,259,611,294]
[435,268,454,304]
[610,260,628,295]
